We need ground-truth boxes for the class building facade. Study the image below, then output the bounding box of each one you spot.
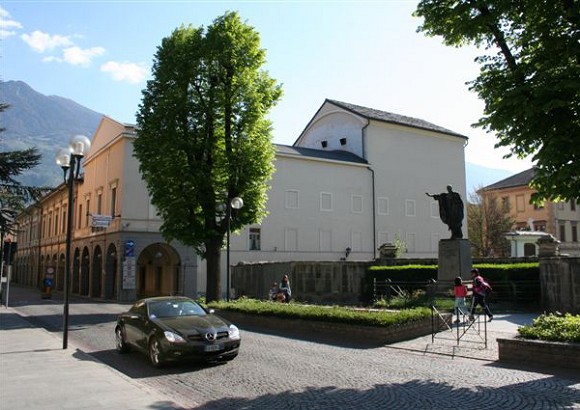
[481,168,580,257]
[14,99,468,301]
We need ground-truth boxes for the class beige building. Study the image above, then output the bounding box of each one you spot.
[481,168,580,257]
[14,99,468,301]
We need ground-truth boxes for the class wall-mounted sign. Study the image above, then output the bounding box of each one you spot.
[92,214,112,228]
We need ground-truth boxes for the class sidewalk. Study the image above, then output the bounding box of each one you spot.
[0,303,184,410]
[388,312,538,361]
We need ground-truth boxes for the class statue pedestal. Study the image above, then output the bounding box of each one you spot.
[438,239,472,282]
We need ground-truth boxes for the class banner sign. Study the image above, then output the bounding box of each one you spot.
[92,214,112,228]
[122,240,136,289]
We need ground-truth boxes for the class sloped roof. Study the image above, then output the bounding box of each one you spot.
[275,144,368,164]
[483,168,535,190]
[326,99,467,139]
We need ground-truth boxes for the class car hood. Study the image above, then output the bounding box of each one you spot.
[157,315,230,334]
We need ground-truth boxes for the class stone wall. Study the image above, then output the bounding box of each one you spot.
[232,261,372,304]
[539,257,580,314]
[498,337,580,370]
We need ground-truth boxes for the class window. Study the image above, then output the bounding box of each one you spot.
[85,199,91,226]
[78,203,83,228]
[285,190,299,209]
[97,191,103,214]
[405,199,416,217]
[285,228,298,251]
[378,197,389,215]
[110,186,117,217]
[339,137,347,146]
[62,208,67,233]
[377,231,389,246]
[249,228,261,250]
[319,230,332,252]
[516,195,525,212]
[559,224,566,242]
[320,192,332,211]
[351,195,363,214]
[54,208,59,235]
[571,200,576,212]
[431,202,439,218]
[572,225,578,242]
[405,232,416,253]
[502,197,510,212]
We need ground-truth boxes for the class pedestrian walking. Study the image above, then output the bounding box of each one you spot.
[469,268,493,322]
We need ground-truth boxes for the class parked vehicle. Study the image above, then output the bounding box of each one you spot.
[115,296,241,367]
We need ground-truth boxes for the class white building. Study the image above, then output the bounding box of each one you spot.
[14,99,468,300]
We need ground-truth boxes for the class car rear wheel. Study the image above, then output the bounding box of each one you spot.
[115,326,129,353]
[149,338,164,368]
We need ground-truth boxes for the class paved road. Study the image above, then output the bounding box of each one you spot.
[2,284,579,409]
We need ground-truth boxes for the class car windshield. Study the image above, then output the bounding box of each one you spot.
[148,300,207,319]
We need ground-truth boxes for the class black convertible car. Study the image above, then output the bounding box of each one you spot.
[115,296,241,367]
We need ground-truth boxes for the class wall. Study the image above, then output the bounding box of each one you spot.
[232,261,372,304]
[540,257,580,314]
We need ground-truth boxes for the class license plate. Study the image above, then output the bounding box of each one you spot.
[204,344,222,352]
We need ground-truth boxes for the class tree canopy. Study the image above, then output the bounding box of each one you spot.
[134,12,282,301]
[415,0,580,202]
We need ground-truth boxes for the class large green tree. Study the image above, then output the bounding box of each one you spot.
[415,0,580,202]
[134,12,282,301]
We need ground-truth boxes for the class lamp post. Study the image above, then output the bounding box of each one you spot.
[226,196,243,301]
[55,135,91,350]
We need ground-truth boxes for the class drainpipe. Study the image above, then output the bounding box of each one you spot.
[368,166,376,260]
[361,121,376,260]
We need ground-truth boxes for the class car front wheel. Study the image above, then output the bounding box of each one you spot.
[115,326,129,353]
[149,338,164,368]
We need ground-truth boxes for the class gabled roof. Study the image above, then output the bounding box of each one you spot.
[275,144,368,164]
[325,99,467,139]
[483,168,535,190]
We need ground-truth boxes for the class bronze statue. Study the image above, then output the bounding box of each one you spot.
[426,185,464,239]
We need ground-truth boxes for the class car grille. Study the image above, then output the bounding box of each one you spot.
[187,331,229,342]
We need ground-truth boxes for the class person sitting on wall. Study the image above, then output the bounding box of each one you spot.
[269,282,280,301]
[280,275,292,303]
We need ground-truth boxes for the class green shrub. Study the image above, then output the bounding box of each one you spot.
[208,297,432,328]
[518,313,580,343]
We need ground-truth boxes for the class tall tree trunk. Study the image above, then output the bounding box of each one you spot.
[205,237,222,302]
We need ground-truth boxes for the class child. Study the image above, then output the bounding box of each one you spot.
[453,276,469,323]
[269,282,280,301]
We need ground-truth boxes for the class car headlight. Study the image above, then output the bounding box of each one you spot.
[228,324,241,340]
[163,331,186,344]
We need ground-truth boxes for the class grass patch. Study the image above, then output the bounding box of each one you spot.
[207,298,432,328]
[517,313,580,343]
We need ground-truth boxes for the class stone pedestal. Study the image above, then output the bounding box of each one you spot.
[438,239,472,282]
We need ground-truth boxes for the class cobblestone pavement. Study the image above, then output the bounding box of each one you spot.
[2,284,579,410]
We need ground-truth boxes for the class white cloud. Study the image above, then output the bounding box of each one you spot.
[62,46,106,66]
[0,6,23,39]
[100,61,148,84]
[21,30,73,52]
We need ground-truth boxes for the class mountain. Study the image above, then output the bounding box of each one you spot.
[465,162,514,198]
[1,80,516,194]
[0,80,102,188]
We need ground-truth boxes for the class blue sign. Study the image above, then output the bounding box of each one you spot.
[125,240,135,257]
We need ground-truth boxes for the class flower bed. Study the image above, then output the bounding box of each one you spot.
[216,309,446,347]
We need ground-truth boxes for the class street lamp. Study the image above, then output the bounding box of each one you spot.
[55,135,91,349]
[226,196,243,301]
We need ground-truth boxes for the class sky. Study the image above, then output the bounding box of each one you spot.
[0,0,533,174]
